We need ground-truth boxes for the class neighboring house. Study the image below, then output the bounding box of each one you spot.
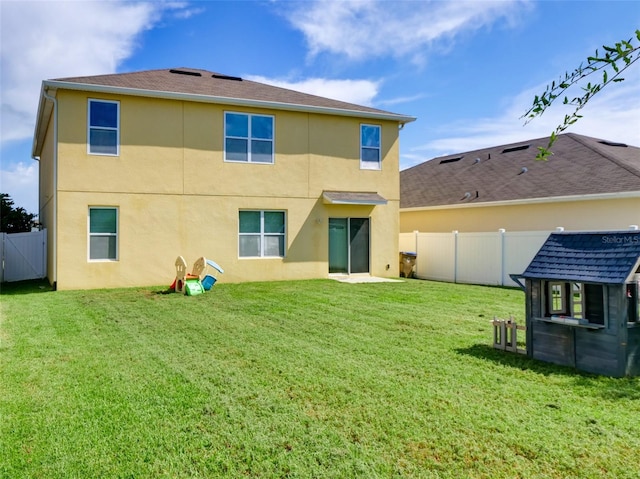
[400,133,640,233]
[32,68,415,290]
[520,230,640,377]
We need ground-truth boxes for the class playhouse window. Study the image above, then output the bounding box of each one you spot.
[548,282,567,314]
[239,210,285,258]
[88,99,119,155]
[360,124,381,170]
[88,207,118,261]
[545,281,605,325]
[571,283,583,319]
[584,284,605,325]
[224,112,274,163]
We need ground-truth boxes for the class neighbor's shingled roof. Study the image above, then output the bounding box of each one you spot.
[400,133,640,209]
[522,231,640,284]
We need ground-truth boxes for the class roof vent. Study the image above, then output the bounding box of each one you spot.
[212,74,242,81]
[518,167,528,175]
[599,140,627,147]
[474,157,481,164]
[169,69,202,77]
[502,144,530,153]
[439,156,463,164]
[461,192,471,200]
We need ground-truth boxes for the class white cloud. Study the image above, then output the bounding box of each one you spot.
[245,75,380,106]
[0,161,39,215]
[403,69,640,169]
[0,0,189,145]
[377,94,427,108]
[284,0,530,63]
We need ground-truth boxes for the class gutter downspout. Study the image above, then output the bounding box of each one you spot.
[41,88,58,289]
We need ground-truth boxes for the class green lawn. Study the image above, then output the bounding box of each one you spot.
[1,279,639,479]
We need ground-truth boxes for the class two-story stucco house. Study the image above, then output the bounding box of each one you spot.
[32,68,415,290]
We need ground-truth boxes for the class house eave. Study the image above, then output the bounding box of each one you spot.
[400,190,640,212]
[39,80,417,125]
[32,83,55,158]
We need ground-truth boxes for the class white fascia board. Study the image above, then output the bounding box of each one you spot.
[400,190,640,212]
[42,80,417,125]
[32,83,54,158]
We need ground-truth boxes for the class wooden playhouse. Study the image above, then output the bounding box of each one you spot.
[520,230,640,377]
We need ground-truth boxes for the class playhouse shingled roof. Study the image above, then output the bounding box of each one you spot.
[522,231,640,284]
[400,133,640,208]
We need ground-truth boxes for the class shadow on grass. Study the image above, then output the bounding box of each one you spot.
[458,343,640,400]
[0,279,54,295]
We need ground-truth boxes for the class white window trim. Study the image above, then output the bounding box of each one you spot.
[570,282,584,319]
[238,210,286,258]
[360,123,381,170]
[548,281,566,314]
[88,206,119,262]
[87,99,120,156]
[224,112,275,164]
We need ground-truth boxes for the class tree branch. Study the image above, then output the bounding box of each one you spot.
[522,30,640,160]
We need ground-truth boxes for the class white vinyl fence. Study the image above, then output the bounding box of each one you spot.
[400,230,551,287]
[1,229,47,283]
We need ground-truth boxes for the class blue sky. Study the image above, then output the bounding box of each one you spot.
[1,0,639,215]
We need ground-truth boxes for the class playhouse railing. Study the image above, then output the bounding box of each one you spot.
[492,316,526,355]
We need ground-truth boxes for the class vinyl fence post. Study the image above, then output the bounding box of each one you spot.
[452,230,458,284]
[499,228,506,286]
[413,230,419,276]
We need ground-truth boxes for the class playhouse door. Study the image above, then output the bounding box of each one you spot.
[328,218,370,274]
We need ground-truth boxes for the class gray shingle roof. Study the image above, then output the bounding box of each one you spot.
[50,67,412,121]
[522,231,640,284]
[400,133,640,208]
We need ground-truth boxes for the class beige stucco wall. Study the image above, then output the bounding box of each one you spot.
[37,111,56,284]
[44,90,401,289]
[400,196,640,233]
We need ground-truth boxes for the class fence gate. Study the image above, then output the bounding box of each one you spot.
[1,229,47,283]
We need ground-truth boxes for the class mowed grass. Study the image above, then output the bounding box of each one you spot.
[1,279,639,479]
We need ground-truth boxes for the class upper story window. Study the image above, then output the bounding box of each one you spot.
[360,124,381,170]
[88,207,118,261]
[239,210,285,258]
[88,99,119,156]
[225,112,274,163]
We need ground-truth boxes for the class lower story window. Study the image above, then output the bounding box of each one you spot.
[239,210,285,257]
[89,207,118,260]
